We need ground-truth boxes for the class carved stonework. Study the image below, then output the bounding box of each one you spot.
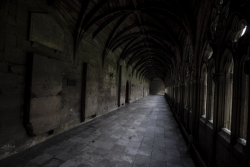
[210,0,230,40]
[204,43,213,61]
[213,73,224,82]
[244,60,250,75]
[226,16,247,51]
[192,78,204,84]
[0,0,10,18]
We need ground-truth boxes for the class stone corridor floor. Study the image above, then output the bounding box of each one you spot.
[0,95,195,167]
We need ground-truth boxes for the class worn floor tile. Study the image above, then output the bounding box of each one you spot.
[127,142,141,148]
[111,144,126,153]
[133,155,150,167]
[124,147,139,155]
[30,153,53,165]
[120,154,136,163]
[137,147,152,157]
[0,96,195,167]
[41,159,64,167]
[150,160,167,167]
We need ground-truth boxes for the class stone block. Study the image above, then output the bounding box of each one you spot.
[76,93,81,99]
[5,23,15,35]
[0,51,3,61]
[8,101,23,118]
[0,9,8,22]
[0,86,24,96]
[0,109,9,122]
[30,96,61,135]
[64,33,72,42]
[16,18,28,31]
[4,45,27,65]
[31,54,62,96]
[15,28,28,39]
[0,33,4,51]
[0,122,3,135]
[5,33,16,47]
[4,119,22,130]
[7,15,16,26]
[9,0,18,12]
[16,37,31,51]
[0,72,18,88]
[10,65,26,75]
[28,54,63,135]
[31,43,55,58]
[0,96,22,121]
[30,13,64,52]
[18,75,25,89]
[0,62,8,73]
[57,53,65,62]
[16,5,29,21]
[0,21,6,33]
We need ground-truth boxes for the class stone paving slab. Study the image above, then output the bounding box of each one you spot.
[0,95,196,167]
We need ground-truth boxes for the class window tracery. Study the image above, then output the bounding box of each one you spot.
[210,0,230,40]
[207,60,215,121]
[201,64,208,117]
[240,56,249,140]
[221,49,234,131]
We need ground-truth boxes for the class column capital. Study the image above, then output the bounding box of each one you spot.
[213,73,224,83]
[180,82,185,86]
[244,60,250,75]
[192,77,204,84]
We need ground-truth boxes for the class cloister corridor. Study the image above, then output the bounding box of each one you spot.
[0,95,195,167]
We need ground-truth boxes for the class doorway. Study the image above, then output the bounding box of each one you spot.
[81,62,87,122]
[118,66,122,107]
[125,80,129,103]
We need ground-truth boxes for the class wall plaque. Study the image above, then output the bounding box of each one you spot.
[28,54,62,135]
[30,13,64,52]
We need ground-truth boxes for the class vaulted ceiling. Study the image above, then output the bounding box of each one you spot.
[49,0,200,81]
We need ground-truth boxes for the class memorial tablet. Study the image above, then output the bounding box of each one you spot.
[30,13,64,52]
[29,54,63,135]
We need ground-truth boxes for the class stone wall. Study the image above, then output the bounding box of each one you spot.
[0,0,150,160]
[150,78,165,95]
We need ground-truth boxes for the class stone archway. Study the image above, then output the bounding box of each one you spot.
[150,78,165,95]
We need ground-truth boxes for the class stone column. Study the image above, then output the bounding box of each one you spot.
[244,60,250,167]
[180,82,185,122]
[171,86,174,104]
[189,81,194,136]
[176,84,179,115]
[183,83,188,126]
[191,78,203,143]
[176,84,179,113]
[206,73,215,121]
[186,81,192,130]
[173,85,176,111]
[199,77,205,117]
[169,86,172,104]
[210,73,225,166]
[206,76,211,120]
[230,63,241,144]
